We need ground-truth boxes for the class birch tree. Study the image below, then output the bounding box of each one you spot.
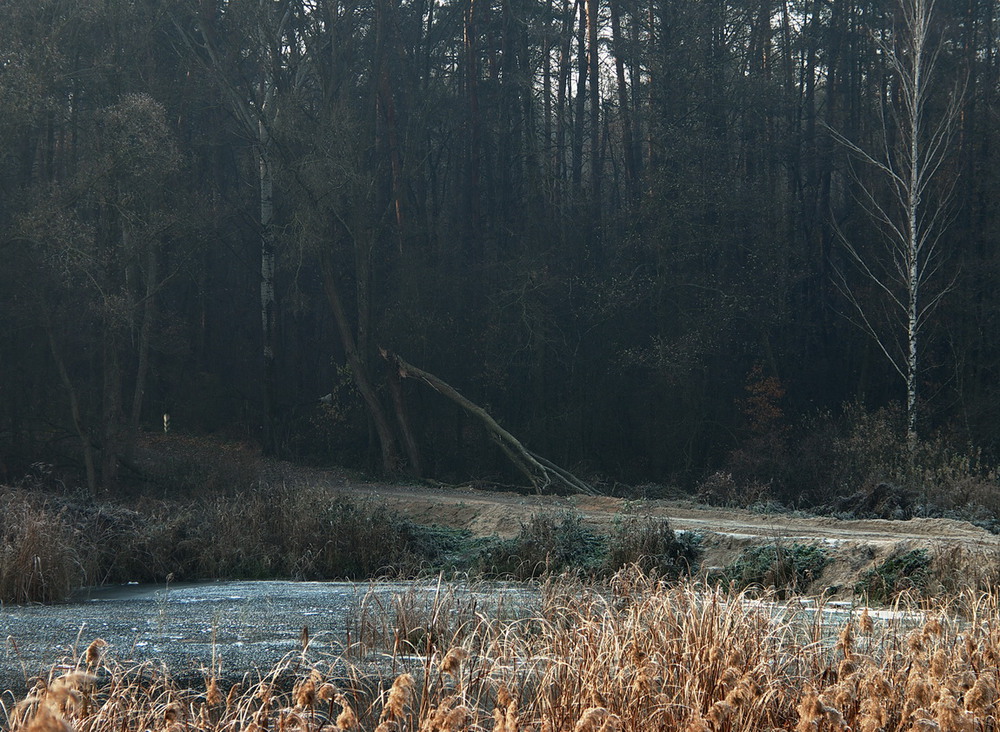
[833,0,960,449]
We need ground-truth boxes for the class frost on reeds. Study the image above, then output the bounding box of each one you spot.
[11,573,1000,731]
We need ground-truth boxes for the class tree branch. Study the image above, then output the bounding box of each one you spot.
[381,349,599,495]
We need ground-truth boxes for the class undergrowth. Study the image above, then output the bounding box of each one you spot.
[474,513,700,580]
[705,402,1000,525]
[716,543,829,598]
[855,548,932,604]
[0,488,702,603]
[0,485,473,603]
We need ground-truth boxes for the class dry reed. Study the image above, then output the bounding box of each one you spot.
[8,571,1000,731]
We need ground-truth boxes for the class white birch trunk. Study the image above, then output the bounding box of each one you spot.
[905,0,926,450]
[831,0,959,450]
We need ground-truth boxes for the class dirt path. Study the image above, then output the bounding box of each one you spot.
[270,463,1000,596]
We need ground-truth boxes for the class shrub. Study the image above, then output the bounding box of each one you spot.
[129,434,264,496]
[696,470,774,508]
[602,515,700,578]
[186,486,465,580]
[0,490,80,603]
[717,543,828,597]
[826,405,1000,520]
[717,401,1000,520]
[0,484,479,602]
[476,513,604,579]
[302,496,443,578]
[855,548,931,604]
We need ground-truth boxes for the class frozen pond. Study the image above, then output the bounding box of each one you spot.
[0,579,532,697]
[0,578,925,702]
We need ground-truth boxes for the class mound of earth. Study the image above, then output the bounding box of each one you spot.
[260,460,1000,598]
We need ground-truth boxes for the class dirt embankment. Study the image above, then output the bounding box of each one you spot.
[273,463,1000,596]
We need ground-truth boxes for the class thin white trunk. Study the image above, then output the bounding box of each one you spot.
[906,0,925,448]
[831,0,958,450]
[174,0,287,453]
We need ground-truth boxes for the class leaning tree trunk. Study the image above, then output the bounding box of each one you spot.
[385,357,423,477]
[381,350,598,495]
[320,251,402,474]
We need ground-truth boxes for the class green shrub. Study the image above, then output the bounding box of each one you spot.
[476,513,604,579]
[717,543,828,597]
[602,515,700,579]
[855,549,931,604]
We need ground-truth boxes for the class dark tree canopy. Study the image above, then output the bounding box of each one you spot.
[1,0,998,498]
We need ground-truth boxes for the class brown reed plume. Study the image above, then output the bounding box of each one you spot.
[8,576,1000,732]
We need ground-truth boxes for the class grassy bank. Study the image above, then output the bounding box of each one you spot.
[6,574,1000,731]
[0,485,701,604]
[0,483,464,603]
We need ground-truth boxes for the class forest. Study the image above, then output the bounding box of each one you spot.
[1,0,998,506]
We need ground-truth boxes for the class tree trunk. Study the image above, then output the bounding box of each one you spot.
[101,330,123,487]
[376,0,405,246]
[463,0,481,251]
[46,324,97,495]
[385,354,423,477]
[555,0,573,185]
[543,0,553,178]
[832,0,958,450]
[259,116,279,455]
[571,0,587,192]
[586,0,601,217]
[125,234,158,460]
[905,0,926,450]
[610,0,637,203]
[320,249,401,474]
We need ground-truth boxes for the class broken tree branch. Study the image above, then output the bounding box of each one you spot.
[380,349,599,495]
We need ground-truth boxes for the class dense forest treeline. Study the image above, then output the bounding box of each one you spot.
[1,0,998,501]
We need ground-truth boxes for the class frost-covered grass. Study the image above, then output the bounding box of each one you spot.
[6,573,1000,731]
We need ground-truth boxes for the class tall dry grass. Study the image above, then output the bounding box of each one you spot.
[8,571,1000,731]
[0,484,452,604]
[0,492,78,604]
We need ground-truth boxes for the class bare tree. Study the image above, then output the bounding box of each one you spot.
[832,0,961,449]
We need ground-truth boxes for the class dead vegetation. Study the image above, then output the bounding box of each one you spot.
[7,572,1000,731]
[0,484,450,603]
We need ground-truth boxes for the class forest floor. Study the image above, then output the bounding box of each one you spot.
[261,458,1000,598]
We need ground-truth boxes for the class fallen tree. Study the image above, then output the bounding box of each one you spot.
[380,349,599,495]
